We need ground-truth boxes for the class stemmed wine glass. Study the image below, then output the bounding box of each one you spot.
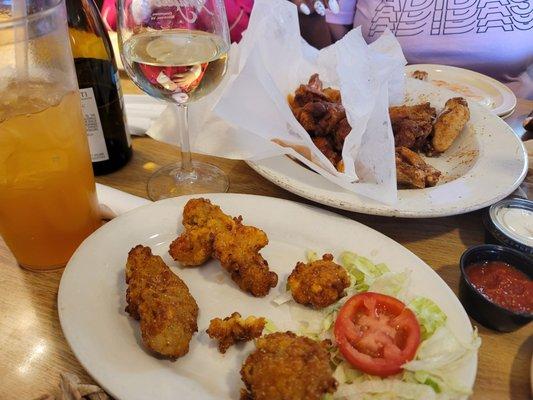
[117,0,230,200]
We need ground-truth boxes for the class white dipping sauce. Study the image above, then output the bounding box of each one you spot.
[495,207,533,246]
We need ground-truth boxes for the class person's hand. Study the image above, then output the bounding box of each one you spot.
[290,0,339,16]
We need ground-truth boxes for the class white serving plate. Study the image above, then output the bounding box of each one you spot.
[58,194,477,400]
[405,64,517,116]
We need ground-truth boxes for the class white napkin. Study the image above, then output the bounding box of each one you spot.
[142,0,406,204]
[124,94,166,136]
[96,183,151,219]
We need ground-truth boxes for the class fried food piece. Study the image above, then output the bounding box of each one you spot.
[289,74,350,171]
[125,245,199,359]
[170,198,278,296]
[288,253,350,309]
[291,74,329,108]
[431,97,470,153]
[206,312,266,353]
[389,103,436,150]
[240,332,337,400]
[411,70,428,81]
[169,198,235,266]
[312,137,341,166]
[396,146,441,189]
[213,222,278,297]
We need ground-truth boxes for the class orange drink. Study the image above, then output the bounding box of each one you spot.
[0,81,101,270]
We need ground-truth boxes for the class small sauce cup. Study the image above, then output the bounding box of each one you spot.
[483,198,533,256]
[459,244,533,332]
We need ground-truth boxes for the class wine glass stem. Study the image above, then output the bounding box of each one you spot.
[175,103,193,174]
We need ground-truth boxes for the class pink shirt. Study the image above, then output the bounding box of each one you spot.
[101,0,253,43]
[326,0,533,98]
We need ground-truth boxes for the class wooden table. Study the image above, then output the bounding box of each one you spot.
[1,81,532,400]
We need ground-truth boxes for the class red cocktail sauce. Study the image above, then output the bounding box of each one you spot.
[466,261,532,314]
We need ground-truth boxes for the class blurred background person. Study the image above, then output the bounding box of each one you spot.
[100,0,253,43]
[290,0,532,99]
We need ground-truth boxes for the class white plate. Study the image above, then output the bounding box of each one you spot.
[248,79,527,218]
[405,64,517,116]
[58,194,477,400]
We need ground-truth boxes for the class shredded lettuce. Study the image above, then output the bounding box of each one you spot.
[403,326,481,397]
[408,297,447,339]
[368,271,411,301]
[340,251,390,280]
[273,290,293,305]
[263,319,278,335]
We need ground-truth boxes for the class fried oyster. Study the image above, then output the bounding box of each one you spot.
[206,312,266,353]
[125,245,199,359]
[288,253,350,308]
[240,332,337,400]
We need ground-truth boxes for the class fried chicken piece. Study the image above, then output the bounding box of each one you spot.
[389,103,436,150]
[411,70,428,81]
[396,146,441,189]
[125,245,199,359]
[292,74,329,108]
[312,137,341,166]
[289,74,352,172]
[213,222,278,297]
[323,87,341,103]
[288,253,350,309]
[206,312,266,353]
[431,97,470,153]
[240,332,337,400]
[333,117,351,151]
[169,198,235,266]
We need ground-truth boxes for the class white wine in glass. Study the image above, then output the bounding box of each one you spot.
[118,0,231,200]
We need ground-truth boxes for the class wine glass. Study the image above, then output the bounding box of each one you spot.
[117,0,230,200]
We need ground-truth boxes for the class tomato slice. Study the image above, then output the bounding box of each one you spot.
[334,292,420,377]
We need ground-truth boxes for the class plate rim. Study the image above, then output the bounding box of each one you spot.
[58,193,478,400]
[247,154,527,218]
[405,63,517,116]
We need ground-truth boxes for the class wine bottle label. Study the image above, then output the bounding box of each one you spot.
[79,87,110,162]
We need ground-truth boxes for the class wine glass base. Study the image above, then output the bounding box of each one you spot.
[147,161,229,201]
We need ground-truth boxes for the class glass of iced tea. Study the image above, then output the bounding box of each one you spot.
[0,0,101,271]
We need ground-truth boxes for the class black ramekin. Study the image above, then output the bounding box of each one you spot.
[459,244,532,332]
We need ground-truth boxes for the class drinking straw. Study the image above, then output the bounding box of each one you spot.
[12,0,29,80]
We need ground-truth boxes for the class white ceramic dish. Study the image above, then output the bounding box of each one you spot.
[248,79,527,218]
[405,64,517,116]
[58,194,477,400]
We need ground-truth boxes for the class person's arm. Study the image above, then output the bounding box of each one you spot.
[325,0,355,41]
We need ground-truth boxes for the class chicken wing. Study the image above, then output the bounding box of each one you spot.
[169,198,235,266]
[213,222,278,297]
[431,97,470,153]
[396,146,441,189]
[240,332,337,400]
[206,312,265,353]
[125,245,199,359]
[389,103,436,150]
[288,254,350,309]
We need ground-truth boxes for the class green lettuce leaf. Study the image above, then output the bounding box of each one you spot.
[408,297,447,339]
